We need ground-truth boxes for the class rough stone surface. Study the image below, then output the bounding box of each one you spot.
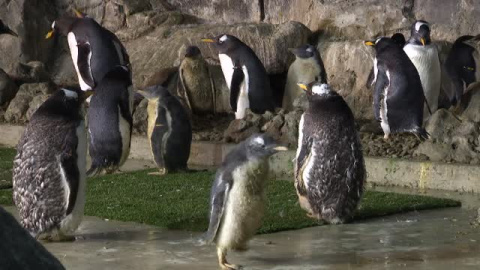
[132,98,148,135]
[0,69,18,106]
[4,82,55,123]
[461,86,480,123]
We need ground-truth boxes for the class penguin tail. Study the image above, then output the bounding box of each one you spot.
[413,128,430,141]
[86,165,101,177]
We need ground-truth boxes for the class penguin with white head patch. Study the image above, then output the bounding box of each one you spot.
[202,34,274,119]
[137,84,192,175]
[87,66,133,176]
[13,87,92,241]
[46,10,130,91]
[200,133,287,270]
[404,20,441,118]
[295,82,365,224]
[366,37,429,140]
[283,44,327,111]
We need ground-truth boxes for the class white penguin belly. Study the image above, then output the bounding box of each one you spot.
[404,44,441,116]
[60,121,87,234]
[219,54,234,89]
[235,66,250,119]
[380,71,391,136]
[118,106,132,167]
[216,161,267,250]
[67,33,92,91]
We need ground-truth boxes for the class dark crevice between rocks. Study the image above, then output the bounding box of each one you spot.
[402,0,415,21]
[259,0,265,21]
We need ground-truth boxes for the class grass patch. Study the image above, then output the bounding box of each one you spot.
[0,147,15,189]
[0,188,13,205]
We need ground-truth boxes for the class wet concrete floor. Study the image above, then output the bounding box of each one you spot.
[4,199,480,270]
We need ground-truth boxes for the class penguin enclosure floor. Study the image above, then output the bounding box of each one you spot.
[0,144,461,233]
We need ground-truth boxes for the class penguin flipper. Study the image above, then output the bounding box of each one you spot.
[76,42,95,89]
[373,64,389,122]
[60,130,80,215]
[295,136,313,189]
[178,68,193,113]
[229,65,244,112]
[366,67,375,90]
[201,171,232,244]
[151,106,169,170]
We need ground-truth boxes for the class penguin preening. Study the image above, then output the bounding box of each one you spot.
[404,20,441,118]
[87,66,133,176]
[137,84,192,175]
[366,37,429,140]
[444,35,478,105]
[201,133,287,270]
[178,45,216,115]
[295,82,365,224]
[283,44,327,111]
[46,10,130,91]
[13,88,91,241]
[202,34,274,119]
[0,19,18,36]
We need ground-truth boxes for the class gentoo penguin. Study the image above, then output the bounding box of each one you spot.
[178,45,216,115]
[202,34,274,119]
[444,35,477,105]
[201,133,287,270]
[282,44,327,111]
[404,20,441,117]
[0,19,17,36]
[137,84,192,175]
[295,82,365,224]
[0,206,65,269]
[366,33,405,88]
[87,66,133,176]
[12,87,91,241]
[46,10,130,91]
[365,37,429,140]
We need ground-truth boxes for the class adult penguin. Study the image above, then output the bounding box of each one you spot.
[295,82,365,224]
[87,66,133,176]
[283,44,327,111]
[46,9,130,91]
[137,84,192,175]
[365,37,429,140]
[13,88,91,241]
[404,20,441,117]
[202,34,274,119]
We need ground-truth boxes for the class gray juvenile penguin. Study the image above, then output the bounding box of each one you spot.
[201,133,287,270]
[137,84,192,175]
[283,44,327,111]
[13,88,91,241]
[178,45,216,115]
[295,82,365,224]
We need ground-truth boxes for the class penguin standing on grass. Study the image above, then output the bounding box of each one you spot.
[202,34,274,119]
[46,9,130,91]
[283,44,327,111]
[87,66,133,176]
[365,37,428,140]
[404,20,441,117]
[137,84,192,175]
[200,133,287,270]
[295,82,365,224]
[13,88,91,241]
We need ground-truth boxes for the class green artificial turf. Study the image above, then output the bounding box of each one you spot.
[0,147,15,189]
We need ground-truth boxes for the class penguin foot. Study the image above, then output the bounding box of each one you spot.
[221,263,242,270]
[217,247,242,270]
[383,134,390,140]
[39,232,75,242]
[149,168,168,176]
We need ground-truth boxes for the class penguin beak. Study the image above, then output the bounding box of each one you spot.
[201,38,215,43]
[73,8,85,18]
[273,146,288,151]
[420,38,426,46]
[45,30,54,39]
[364,41,375,46]
[297,83,308,91]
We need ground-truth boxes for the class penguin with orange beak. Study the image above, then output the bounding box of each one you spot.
[46,9,130,91]
[403,20,441,120]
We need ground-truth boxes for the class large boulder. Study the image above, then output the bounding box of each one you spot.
[461,86,480,123]
[4,82,55,123]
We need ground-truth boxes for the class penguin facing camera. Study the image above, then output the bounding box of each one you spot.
[137,84,192,175]
[13,87,92,241]
[87,66,133,176]
[200,133,287,270]
[202,34,275,119]
[46,9,130,91]
[404,20,441,119]
[178,45,216,115]
[365,37,429,140]
[283,44,327,111]
[0,19,18,36]
[295,82,365,224]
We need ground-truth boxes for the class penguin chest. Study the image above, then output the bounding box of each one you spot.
[380,71,391,135]
[217,160,268,249]
[219,54,235,89]
[147,99,158,141]
[236,66,250,119]
[67,32,93,91]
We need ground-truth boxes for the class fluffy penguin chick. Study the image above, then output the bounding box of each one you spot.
[179,45,215,115]
[87,66,133,176]
[283,44,327,111]
[295,82,365,224]
[201,134,287,270]
[13,88,91,241]
[366,37,429,140]
[404,20,441,118]
[137,85,192,175]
